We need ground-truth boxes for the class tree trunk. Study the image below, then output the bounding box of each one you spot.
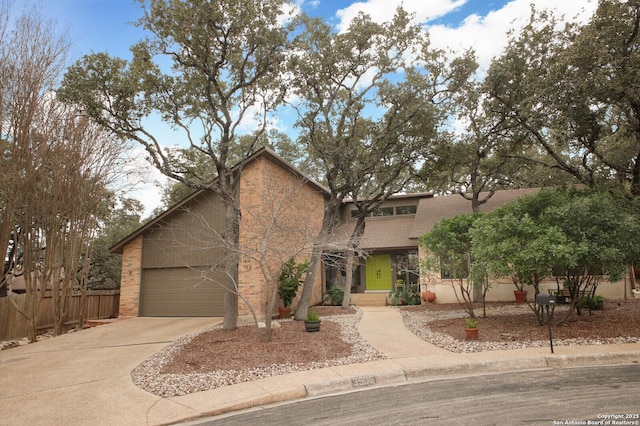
[342,247,354,309]
[295,242,322,321]
[295,200,340,320]
[222,201,240,330]
[342,218,366,309]
[262,278,280,342]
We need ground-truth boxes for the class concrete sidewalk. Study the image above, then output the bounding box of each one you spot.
[1,308,639,426]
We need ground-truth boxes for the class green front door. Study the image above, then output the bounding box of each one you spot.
[365,254,392,291]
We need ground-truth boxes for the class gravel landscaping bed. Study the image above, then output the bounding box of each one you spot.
[131,307,386,397]
[400,299,640,353]
[130,300,640,397]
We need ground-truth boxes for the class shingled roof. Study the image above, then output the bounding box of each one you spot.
[409,188,540,239]
[334,188,540,251]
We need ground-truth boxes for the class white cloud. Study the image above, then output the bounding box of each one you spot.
[334,0,598,72]
[335,0,466,32]
[427,0,598,72]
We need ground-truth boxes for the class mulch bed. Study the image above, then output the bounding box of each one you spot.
[161,305,358,374]
[401,299,640,343]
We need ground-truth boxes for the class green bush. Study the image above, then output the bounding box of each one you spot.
[278,257,309,307]
[388,284,421,306]
[323,285,344,306]
[305,311,320,322]
[579,294,605,309]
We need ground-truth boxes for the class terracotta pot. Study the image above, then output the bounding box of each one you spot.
[278,306,292,319]
[514,290,528,303]
[421,291,436,303]
[465,327,479,340]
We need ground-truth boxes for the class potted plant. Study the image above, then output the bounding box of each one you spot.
[464,317,479,340]
[419,263,437,303]
[509,273,528,303]
[278,257,309,318]
[304,311,321,332]
[513,289,528,303]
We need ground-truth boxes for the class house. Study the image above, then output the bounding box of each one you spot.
[111,148,327,318]
[339,187,627,303]
[333,188,539,302]
[112,149,629,319]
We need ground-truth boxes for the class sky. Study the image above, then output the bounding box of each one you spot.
[23,0,598,216]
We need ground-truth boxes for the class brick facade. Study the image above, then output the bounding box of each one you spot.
[118,235,142,317]
[238,155,325,319]
[115,149,327,320]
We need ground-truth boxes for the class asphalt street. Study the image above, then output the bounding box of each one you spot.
[188,364,640,426]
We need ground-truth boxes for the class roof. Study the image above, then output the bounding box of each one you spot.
[408,188,540,239]
[334,215,417,251]
[111,144,541,255]
[333,188,540,252]
[110,147,331,254]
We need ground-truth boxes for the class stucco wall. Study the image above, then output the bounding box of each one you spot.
[424,278,629,304]
[418,247,631,304]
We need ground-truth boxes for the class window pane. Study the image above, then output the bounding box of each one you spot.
[395,205,417,215]
[440,254,469,279]
[372,207,394,217]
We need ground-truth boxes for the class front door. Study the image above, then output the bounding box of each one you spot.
[365,254,392,291]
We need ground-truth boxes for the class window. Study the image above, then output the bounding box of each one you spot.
[350,205,415,217]
[396,251,419,286]
[395,205,417,215]
[372,207,394,217]
[440,254,469,279]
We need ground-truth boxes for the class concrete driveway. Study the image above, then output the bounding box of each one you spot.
[0,317,219,426]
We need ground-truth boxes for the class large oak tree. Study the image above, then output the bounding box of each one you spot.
[290,9,474,317]
[58,0,298,330]
[485,0,640,198]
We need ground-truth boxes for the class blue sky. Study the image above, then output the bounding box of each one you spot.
[22,0,597,214]
[29,0,595,67]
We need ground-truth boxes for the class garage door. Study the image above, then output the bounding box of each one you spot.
[141,267,225,317]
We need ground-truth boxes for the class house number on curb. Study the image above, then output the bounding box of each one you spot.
[351,375,376,388]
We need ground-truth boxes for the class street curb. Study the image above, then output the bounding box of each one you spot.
[544,352,640,368]
[305,369,407,396]
[304,352,640,398]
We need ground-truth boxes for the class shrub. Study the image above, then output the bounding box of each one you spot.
[323,285,344,306]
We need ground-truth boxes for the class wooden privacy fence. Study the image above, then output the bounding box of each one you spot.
[0,290,119,341]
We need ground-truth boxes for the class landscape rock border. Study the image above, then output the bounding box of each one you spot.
[399,304,640,353]
[131,308,386,397]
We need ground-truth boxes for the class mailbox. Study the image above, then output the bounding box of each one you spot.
[536,293,555,353]
[536,294,555,306]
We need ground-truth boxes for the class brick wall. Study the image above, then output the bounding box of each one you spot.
[238,156,326,320]
[119,236,142,316]
[116,153,327,320]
